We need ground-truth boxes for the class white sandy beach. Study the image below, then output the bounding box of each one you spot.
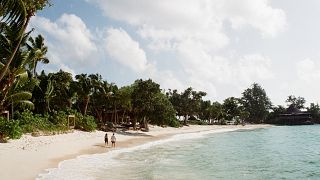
[0,124,272,180]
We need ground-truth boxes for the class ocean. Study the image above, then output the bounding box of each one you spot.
[38,125,320,180]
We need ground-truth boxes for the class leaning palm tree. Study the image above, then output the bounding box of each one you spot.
[0,0,50,82]
[26,34,49,77]
[2,59,36,114]
[0,49,29,110]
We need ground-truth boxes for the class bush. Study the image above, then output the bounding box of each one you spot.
[75,113,97,132]
[169,118,181,128]
[15,110,50,133]
[14,110,68,133]
[0,117,22,140]
[49,111,68,127]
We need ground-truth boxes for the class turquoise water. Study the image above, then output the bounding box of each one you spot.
[39,126,320,180]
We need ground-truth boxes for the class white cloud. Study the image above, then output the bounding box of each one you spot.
[176,40,274,98]
[88,0,286,53]
[296,58,320,83]
[237,54,274,83]
[29,14,98,70]
[151,70,185,92]
[86,0,283,99]
[223,0,287,37]
[104,28,150,72]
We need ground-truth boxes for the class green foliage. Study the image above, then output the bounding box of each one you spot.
[75,113,97,132]
[222,97,241,120]
[286,95,306,110]
[149,93,177,126]
[131,79,161,130]
[15,110,49,132]
[307,103,320,123]
[168,117,181,128]
[32,72,53,114]
[167,88,206,125]
[74,73,94,115]
[266,105,286,124]
[0,117,23,139]
[0,0,50,84]
[14,110,68,133]
[132,79,161,118]
[26,34,49,77]
[49,110,68,127]
[241,83,272,123]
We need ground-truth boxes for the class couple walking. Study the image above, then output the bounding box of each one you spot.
[104,133,116,148]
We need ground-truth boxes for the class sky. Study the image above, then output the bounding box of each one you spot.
[28,0,320,106]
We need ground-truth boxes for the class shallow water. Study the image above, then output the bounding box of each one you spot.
[38,125,320,180]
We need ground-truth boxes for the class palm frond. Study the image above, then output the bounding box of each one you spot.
[0,0,27,36]
[15,69,28,78]
[7,91,32,102]
[41,57,49,64]
[14,100,34,110]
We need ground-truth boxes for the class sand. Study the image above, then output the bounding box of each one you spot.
[0,124,272,180]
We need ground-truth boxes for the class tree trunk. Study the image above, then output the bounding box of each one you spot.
[121,110,126,124]
[67,98,72,109]
[33,61,38,77]
[96,109,102,124]
[184,115,188,126]
[0,75,15,110]
[113,106,118,124]
[144,117,149,132]
[83,96,89,115]
[46,99,51,114]
[111,110,114,124]
[132,117,137,130]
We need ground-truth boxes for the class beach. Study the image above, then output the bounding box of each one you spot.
[0,124,272,180]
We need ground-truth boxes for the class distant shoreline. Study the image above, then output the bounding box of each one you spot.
[0,124,272,180]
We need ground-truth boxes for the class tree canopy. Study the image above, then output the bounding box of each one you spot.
[241,83,272,123]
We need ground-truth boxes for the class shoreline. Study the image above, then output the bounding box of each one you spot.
[0,124,272,180]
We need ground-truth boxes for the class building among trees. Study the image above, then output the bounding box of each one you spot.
[276,105,313,125]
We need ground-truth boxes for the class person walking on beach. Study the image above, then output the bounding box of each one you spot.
[104,133,108,147]
[111,133,116,148]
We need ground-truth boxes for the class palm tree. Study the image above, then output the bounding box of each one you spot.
[7,73,35,115]
[50,70,74,110]
[75,74,93,115]
[0,53,36,113]
[0,49,29,110]
[0,0,27,35]
[0,0,49,82]
[89,80,112,124]
[26,35,49,77]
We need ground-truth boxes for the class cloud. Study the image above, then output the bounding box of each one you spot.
[87,0,286,53]
[237,54,274,83]
[177,41,274,98]
[223,0,287,37]
[85,0,283,100]
[296,58,320,83]
[104,28,150,72]
[29,14,98,72]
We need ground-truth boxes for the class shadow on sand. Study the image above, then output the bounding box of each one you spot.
[116,131,152,137]
[94,144,112,148]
